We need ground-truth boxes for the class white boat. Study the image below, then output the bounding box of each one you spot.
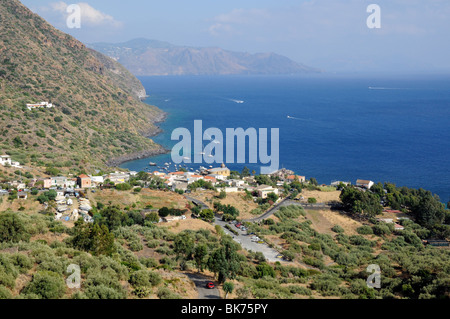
[149,162,157,166]
[164,163,169,166]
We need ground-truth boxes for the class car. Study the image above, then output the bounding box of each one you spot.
[257,240,265,244]
[206,282,215,289]
[276,254,284,259]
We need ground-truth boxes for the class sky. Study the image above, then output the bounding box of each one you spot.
[20,0,450,74]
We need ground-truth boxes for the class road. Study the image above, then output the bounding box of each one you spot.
[185,273,221,299]
[185,195,322,270]
[185,194,282,262]
[246,199,335,222]
[215,217,282,263]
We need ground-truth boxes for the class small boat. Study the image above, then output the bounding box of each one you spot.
[164,163,169,166]
[149,162,157,166]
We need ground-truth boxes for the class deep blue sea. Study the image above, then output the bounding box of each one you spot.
[121,74,450,203]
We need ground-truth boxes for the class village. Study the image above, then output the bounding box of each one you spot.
[0,153,418,239]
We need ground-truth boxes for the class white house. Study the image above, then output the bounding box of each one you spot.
[356,179,374,189]
[0,155,11,166]
[90,176,104,187]
[0,155,21,168]
[219,186,240,193]
[256,185,279,199]
[27,102,54,111]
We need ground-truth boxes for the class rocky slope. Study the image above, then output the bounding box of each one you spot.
[0,0,166,173]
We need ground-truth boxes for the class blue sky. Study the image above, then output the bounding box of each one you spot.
[20,0,450,73]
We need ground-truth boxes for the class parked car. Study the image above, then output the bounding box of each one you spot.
[206,282,215,289]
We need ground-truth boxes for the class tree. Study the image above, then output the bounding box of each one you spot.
[200,209,214,223]
[174,232,195,260]
[223,282,234,299]
[411,193,446,228]
[158,207,170,218]
[194,244,208,272]
[145,212,159,223]
[70,220,115,256]
[308,197,317,204]
[98,206,128,230]
[217,191,227,199]
[241,166,250,178]
[309,177,318,186]
[208,239,240,283]
[267,192,279,203]
[0,213,30,243]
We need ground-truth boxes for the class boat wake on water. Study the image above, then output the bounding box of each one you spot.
[287,115,311,121]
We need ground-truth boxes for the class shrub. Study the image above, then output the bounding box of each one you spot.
[357,226,374,235]
[0,286,12,299]
[23,271,66,299]
[308,198,317,204]
[157,287,181,299]
[0,213,31,243]
[84,285,127,299]
[331,225,345,233]
[372,224,391,236]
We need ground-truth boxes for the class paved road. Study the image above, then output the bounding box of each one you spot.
[185,273,221,299]
[185,195,210,210]
[215,217,282,263]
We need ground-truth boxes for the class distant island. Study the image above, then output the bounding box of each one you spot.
[88,38,320,76]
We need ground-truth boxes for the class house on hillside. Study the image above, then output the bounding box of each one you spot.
[286,175,306,183]
[256,185,279,199]
[77,174,92,189]
[26,102,54,111]
[105,172,130,185]
[0,155,21,168]
[0,155,12,166]
[90,176,104,188]
[208,164,230,178]
[356,179,374,189]
[204,176,217,185]
[331,181,351,187]
[41,178,53,189]
[172,181,188,192]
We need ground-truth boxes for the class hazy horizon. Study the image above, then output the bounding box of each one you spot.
[20,0,450,74]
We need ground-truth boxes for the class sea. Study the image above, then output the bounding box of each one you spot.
[120,74,450,203]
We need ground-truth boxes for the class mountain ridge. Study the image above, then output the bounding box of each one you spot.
[0,0,166,173]
[89,38,320,76]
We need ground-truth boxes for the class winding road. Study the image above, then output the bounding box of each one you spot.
[185,273,221,299]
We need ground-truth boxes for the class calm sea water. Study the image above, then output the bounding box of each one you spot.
[121,74,450,202]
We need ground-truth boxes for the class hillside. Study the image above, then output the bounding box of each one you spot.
[89,38,320,76]
[0,0,166,173]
